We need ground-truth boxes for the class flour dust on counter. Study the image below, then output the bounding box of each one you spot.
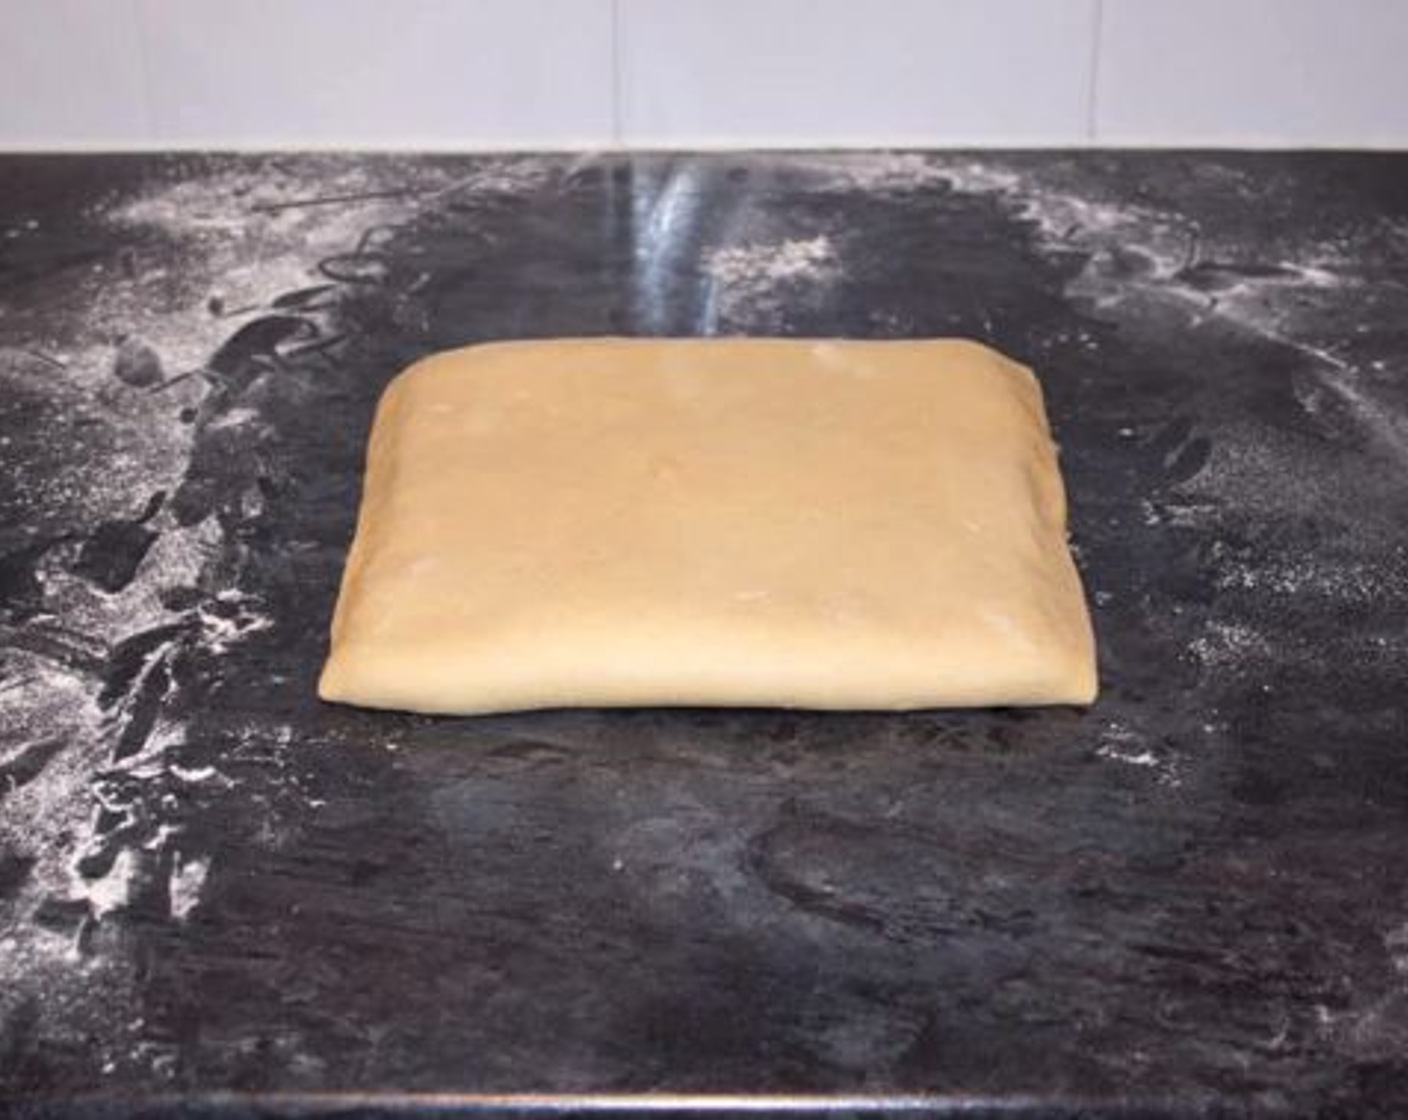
[702,235,840,331]
[2,152,1408,1112]
[932,152,1408,741]
[0,152,564,1087]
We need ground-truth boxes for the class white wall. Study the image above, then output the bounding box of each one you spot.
[1,0,1405,149]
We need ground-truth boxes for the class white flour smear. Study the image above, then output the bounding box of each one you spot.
[1188,620,1272,673]
[706,235,837,286]
[933,157,1408,695]
[703,235,839,330]
[0,154,559,1057]
[792,152,955,193]
[1096,720,1182,787]
[167,853,211,922]
[933,157,1406,465]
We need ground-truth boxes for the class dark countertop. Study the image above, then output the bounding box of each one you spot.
[1,151,1407,1117]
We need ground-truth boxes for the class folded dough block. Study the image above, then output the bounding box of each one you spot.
[319,338,1097,714]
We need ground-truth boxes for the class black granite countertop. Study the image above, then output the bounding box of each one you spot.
[2,151,1407,1118]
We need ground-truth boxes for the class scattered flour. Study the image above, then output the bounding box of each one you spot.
[935,157,1408,704]
[706,234,838,286]
[792,152,955,193]
[703,235,839,330]
[198,592,275,655]
[85,849,139,921]
[933,156,1408,467]
[1096,721,1161,768]
[1096,720,1183,787]
[1215,551,1399,604]
[3,155,564,1052]
[1189,621,1271,672]
[167,853,211,923]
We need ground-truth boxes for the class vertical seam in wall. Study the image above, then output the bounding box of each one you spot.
[1084,0,1105,142]
[130,0,158,141]
[609,0,624,147]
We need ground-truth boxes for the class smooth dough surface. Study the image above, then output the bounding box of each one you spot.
[319,338,1097,714]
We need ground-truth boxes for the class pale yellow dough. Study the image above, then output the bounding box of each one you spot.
[319,338,1097,714]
